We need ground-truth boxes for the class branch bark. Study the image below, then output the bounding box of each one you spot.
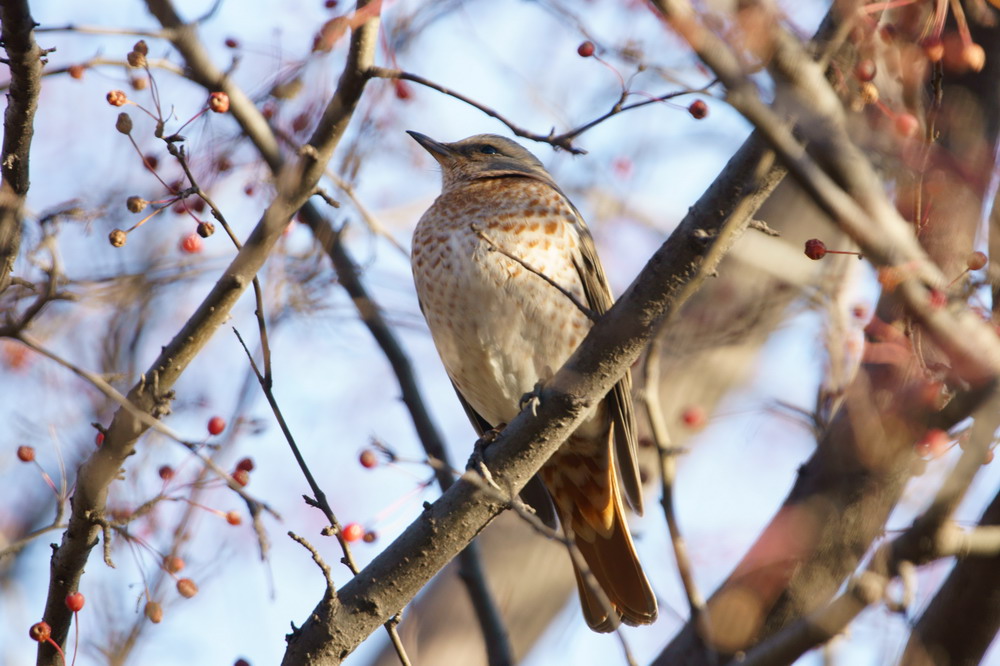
[0,0,43,290]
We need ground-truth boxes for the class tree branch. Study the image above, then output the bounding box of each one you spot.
[0,0,43,290]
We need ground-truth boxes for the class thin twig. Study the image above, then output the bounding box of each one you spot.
[642,335,705,618]
[13,333,279,521]
[167,142,273,387]
[233,327,410,664]
[473,225,599,322]
[368,66,716,153]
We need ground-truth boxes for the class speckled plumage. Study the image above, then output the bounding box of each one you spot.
[409,132,657,632]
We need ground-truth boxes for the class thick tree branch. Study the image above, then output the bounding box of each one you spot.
[0,0,43,290]
[35,4,380,663]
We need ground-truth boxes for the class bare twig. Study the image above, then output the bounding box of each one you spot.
[367,66,715,153]
[473,225,598,322]
[14,332,279,519]
[642,335,704,617]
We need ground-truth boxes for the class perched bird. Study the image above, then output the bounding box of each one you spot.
[408,131,657,632]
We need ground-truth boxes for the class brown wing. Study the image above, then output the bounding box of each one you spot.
[562,199,643,516]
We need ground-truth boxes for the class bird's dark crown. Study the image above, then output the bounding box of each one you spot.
[408,131,554,191]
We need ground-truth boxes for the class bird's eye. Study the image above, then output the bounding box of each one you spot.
[479,145,498,155]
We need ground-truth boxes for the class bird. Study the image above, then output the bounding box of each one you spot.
[408,131,657,632]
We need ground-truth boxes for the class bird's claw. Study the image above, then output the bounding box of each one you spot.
[519,382,543,416]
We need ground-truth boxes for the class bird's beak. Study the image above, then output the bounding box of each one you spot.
[407,131,454,161]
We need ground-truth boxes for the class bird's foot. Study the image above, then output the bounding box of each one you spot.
[468,424,506,489]
[519,381,544,416]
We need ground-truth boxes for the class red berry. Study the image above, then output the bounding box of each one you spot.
[176,578,198,598]
[208,416,226,435]
[342,522,363,542]
[915,429,950,458]
[163,555,185,573]
[226,510,242,526]
[145,601,163,623]
[16,445,35,462]
[804,238,827,260]
[29,621,51,643]
[362,530,377,543]
[158,465,174,480]
[967,251,988,271]
[291,113,310,133]
[208,91,230,114]
[681,405,707,429]
[359,450,378,469]
[324,0,338,7]
[854,59,876,82]
[577,41,595,58]
[180,233,203,254]
[68,64,86,79]
[224,37,239,48]
[611,157,633,179]
[235,457,254,472]
[95,432,105,447]
[232,469,250,486]
[688,100,708,119]
[393,79,412,100]
[894,113,919,139]
[65,592,85,612]
[235,660,251,666]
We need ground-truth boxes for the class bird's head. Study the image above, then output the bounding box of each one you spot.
[407,131,555,192]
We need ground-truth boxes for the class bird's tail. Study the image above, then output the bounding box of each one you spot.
[542,438,658,632]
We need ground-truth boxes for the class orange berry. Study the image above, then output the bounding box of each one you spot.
[180,233,203,254]
[163,555,185,573]
[176,578,198,598]
[342,522,363,542]
[29,621,51,643]
[106,90,128,106]
[208,91,230,113]
[681,405,707,429]
[17,445,35,462]
[688,100,708,119]
[577,41,595,58]
[359,450,378,469]
[226,510,242,526]
[967,251,987,271]
[145,601,163,623]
